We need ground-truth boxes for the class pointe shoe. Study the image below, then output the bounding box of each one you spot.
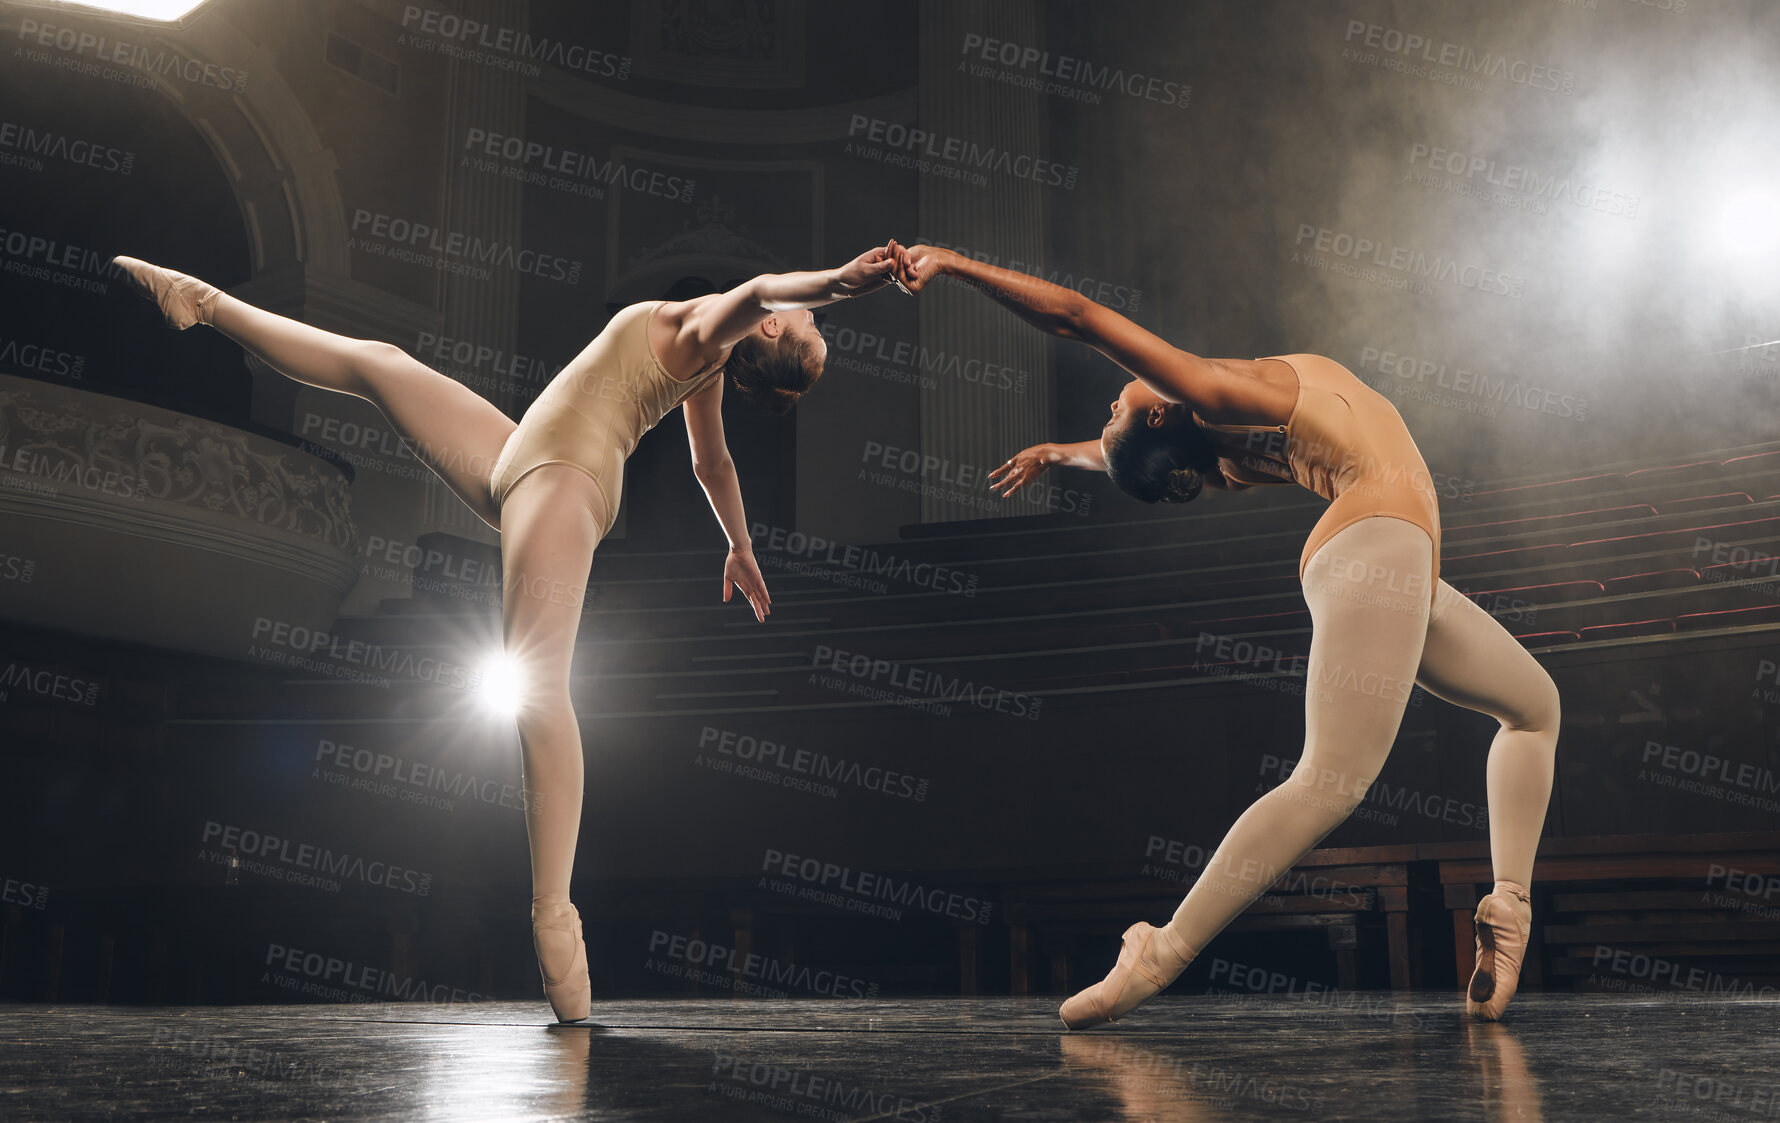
[1059,922,1196,1031]
[1467,880,1532,1021]
[532,898,592,1023]
[111,256,220,330]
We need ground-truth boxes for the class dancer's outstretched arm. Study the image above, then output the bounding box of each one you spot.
[991,434,1256,497]
[893,245,1252,417]
[684,377,772,621]
[662,244,903,373]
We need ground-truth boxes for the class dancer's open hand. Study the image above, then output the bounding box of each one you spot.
[724,546,773,622]
[831,242,902,297]
[890,243,948,294]
[988,444,1054,498]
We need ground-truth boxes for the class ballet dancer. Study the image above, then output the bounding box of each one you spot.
[111,245,904,1022]
[890,244,1560,1024]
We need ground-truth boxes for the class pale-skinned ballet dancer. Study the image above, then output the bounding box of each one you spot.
[891,244,1560,1024]
[112,244,904,1022]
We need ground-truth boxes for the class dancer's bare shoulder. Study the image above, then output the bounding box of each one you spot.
[1195,357,1299,427]
[649,295,728,379]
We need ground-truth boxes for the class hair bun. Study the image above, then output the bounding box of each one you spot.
[728,378,802,417]
[724,330,819,416]
[1158,467,1203,504]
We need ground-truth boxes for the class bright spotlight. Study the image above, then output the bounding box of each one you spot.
[32,0,212,21]
[1714,188,1780,260]
[474,653,525,719]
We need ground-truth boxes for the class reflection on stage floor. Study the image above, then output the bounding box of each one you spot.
[0,993,1762,1120]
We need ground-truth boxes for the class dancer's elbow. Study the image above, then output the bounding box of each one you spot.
[748,273,810,314]
[693,455,736,482]
[1054,295,1093,341]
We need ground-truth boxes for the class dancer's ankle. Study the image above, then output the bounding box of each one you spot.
[1142,924,1198,982]
[1491,881,1531,923]
[1492,879,1529,903]
[531,892,574,921]
[195,288,224,327]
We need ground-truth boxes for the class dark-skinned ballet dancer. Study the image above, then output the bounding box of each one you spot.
[110,245,905,1023]
[891,244,1560,1025]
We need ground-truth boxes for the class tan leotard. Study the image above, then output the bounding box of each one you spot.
[1198,353,1442,590]
[490,301,720,535]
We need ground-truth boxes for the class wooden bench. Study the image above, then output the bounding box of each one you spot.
[1002,844,1425,995]
[1426,831,1780,995]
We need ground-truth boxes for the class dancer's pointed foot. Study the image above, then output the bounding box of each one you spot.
[532,896,591,1024]
[1467,880,1532,1021]
[1059,921,1197,1030]
[111,256,220,330]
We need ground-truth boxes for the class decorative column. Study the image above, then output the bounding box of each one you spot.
[419,0,529,542]
[916,0,1054,523]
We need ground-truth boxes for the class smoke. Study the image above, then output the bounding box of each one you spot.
[1037,0,1780,485]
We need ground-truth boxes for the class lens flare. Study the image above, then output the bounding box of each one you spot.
[474,652,525,718]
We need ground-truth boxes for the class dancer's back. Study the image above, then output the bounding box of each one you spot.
[1205,354,1443,588]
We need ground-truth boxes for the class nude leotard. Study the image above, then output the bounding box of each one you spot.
[1198,353,1441,588]
[489,301,720,534]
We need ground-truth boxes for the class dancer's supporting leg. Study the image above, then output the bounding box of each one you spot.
[1417,581,1561,1019]
[115,258,594,1019]
[498,465,609,1022]
[1061,516,1434,1028]
[112,258,514,528]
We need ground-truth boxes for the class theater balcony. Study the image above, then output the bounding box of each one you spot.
[0,373,359,661]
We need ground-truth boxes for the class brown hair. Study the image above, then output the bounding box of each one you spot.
[726,330,821,416]
[1104,415,1219,504]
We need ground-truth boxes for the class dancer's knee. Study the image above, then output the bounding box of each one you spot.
[358,339,409,366]
[1282,758,1370,821]
[514,689,577,741]
[1504,669,1561,737]
[350,340,416,391]
[505,653,574,727]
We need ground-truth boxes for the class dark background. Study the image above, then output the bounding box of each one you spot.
[3,0,1777,1007]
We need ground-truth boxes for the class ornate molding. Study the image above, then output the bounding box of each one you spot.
[626,195,791,273]
[630,0,806,88]
[0,374,356,552]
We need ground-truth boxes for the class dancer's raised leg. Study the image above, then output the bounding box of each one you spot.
[1061,516,1434,1029]
[498,465,608,1022]
[1417,580,1560,1019]
[113,257,514,528]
